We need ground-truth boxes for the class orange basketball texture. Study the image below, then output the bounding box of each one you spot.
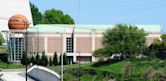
[8,14,29,29]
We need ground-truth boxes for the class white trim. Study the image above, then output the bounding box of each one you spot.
[27,65,60,79]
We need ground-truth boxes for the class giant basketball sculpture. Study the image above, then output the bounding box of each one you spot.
[8,14,29,30]
[6,14,30,62]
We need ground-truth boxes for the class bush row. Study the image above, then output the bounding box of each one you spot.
[21,51,68,66]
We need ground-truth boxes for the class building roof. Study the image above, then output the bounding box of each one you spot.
[27,24,161,33]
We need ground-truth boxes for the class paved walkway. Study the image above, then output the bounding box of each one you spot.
[0,69,34,81]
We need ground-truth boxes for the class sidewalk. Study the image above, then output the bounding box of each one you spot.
[0,69,34,81]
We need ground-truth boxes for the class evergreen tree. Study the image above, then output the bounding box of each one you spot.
[63,53,68,65]
[49,57,53,66]
[30,55,35,65]
[35,53,40,65]
[44,55,48,66]
[21,51,29,65]
[53,51,58,66]
[40,51,48,66]
[59,53,68,65]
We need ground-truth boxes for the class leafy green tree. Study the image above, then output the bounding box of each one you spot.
[21,51,29,65]
[30,55,35,65]
[53,51,58,66]
[94,24,146,57]
[42,9,74,24]
[40,51,48,66]
[30,2,42,25]
[153,34,166,59]
[59,53,68,65]
[49,57,53,66]
[93,47,112,57]
[35,53,40,65]
[0,33,4,45]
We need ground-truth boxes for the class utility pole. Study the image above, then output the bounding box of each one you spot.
[61,33,63,81]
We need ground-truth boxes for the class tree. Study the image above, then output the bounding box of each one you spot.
[35,53,40,65]
[21,51,29,65]
[40,51,48,66]
[0,33,4,45]
[30,55,35,65]
[53,52,58,66]
[49,57,53,66]
[153,34,166,59]
[59,53,68,65]
[94,24,146,57]
[30,2,42,25]
[42,9,74,24]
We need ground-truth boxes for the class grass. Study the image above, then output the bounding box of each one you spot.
[48,59,166,81]
[1,59,166,81]
[0,61,25,69]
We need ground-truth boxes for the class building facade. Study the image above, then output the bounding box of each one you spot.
[24,24,161,64]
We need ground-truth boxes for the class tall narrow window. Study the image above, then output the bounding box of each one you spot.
[66,37,74,53]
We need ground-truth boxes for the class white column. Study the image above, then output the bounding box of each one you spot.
[91,29,96,62]
[32,37,35,53]
[74,34,77,62]
[63,33,66,52]
[45,36,48,54]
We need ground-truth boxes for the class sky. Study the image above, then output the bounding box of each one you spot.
[30,0,166,32]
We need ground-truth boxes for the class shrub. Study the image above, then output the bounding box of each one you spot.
[40,51,48,66]
[0,53,8,63]
[144,67,166,81]
[35,53,40,65]
[121,61,132,79]
[21,51,29,65]
[59,53,68,65]
[30,55,35,65]
[53,51,58,66]
[49,57,53,66]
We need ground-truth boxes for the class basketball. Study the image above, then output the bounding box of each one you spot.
[8,14,29,30]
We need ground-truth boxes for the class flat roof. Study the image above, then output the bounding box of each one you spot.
[27,24,161,33]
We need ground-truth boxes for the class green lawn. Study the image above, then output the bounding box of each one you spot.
[48,59,166,81]
[0,61,25,69]
[1,59,166,81]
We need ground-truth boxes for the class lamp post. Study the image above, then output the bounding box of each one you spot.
[25,27,39,81]
[25,29,28,81]
[56,32,64,81]
[77,51,80,81]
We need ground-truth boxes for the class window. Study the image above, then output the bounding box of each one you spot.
[66,37,74,53]
[10,37,24,61]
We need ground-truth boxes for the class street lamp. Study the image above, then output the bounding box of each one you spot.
[25,27,39,81]
[56,32,64,81]
[77,51,81,81]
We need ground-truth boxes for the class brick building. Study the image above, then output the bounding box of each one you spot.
[24,24,161,64]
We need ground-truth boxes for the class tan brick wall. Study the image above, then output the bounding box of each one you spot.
[95,37,103,49]
[76,37,92,53]
[33,37,45,52]
[146,37,158,46]
[27,37,33,52]
[47,37,62,53]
